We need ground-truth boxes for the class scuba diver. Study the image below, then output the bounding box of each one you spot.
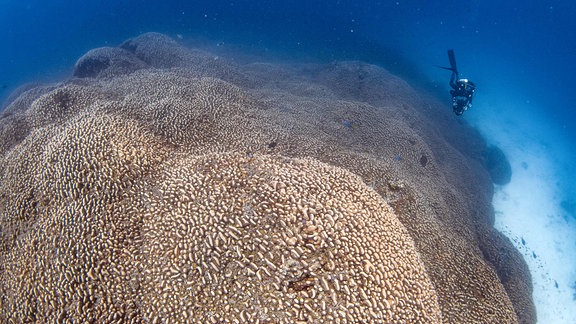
[440,49,476,116]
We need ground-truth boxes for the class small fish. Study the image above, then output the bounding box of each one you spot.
[1,84,7,89]
[521,237,526,246]
[532,251,537,258]
[555,280,559,289]
[342,120,353,129]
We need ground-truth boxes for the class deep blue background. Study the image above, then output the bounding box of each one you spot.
[1,0,575,149]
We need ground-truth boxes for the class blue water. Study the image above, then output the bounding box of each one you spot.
[1,1,575,322]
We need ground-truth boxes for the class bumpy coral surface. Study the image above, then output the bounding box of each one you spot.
[0,32,534,323]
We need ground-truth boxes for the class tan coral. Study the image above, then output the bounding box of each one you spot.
[131,153,442,323]
[0,32,534,323]
[0,111,443,322]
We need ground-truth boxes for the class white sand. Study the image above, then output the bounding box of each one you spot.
[468,95,576,323]
[493,145,576,323]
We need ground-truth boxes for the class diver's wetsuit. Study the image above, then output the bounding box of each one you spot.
[450,77,476,116]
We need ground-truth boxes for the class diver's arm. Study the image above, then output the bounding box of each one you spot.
[468,82,476,101]
[449,72,458,89]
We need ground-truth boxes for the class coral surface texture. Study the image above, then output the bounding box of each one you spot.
[0,33,534,323]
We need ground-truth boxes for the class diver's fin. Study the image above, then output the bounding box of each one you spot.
[447,49,458,74]
[438,66,456,71]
